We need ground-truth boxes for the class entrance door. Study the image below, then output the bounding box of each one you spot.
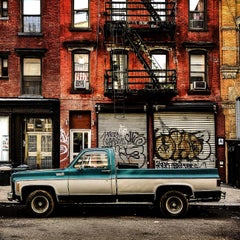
[25,133,52,169]
[70,129,91,162]
[25,118,52,169]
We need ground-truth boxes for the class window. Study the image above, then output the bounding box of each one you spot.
[151,0,166,22]
[73,0,89,28]
[73,52,89,90]
[111,50,128,89]
[74,151,108,169]
[70,129,91,162]
[189,52,207,90]
[112,0,126,21]
[151,52,167,82]
[22,57,42,95]
[0,55,8,78]
[22,0,41,33]
[189,0,205,30]
[0,0,8,18]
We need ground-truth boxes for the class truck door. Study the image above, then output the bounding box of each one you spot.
[68,150,115,202]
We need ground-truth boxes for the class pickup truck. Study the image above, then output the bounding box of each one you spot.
[8,148,223,218]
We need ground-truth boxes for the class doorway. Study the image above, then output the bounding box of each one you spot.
[24,118,53,169]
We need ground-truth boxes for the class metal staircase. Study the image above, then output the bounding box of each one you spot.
[124,26,160,87]
[141,0,162,24]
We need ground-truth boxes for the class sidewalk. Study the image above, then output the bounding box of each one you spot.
[0,184,240,206]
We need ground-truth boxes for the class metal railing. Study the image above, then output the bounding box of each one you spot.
[105,1,175,27]
[104,69,177,94]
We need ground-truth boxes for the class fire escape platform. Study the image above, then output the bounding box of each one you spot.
[104,1,176,100]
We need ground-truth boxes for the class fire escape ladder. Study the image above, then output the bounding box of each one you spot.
[141,0,162,24]
[124,27,159,86]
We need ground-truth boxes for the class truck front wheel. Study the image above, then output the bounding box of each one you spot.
[26,190,55,217]
[159,190,188,218]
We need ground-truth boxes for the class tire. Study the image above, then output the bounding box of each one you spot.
[26,190,55,218]
[159,190,189,218]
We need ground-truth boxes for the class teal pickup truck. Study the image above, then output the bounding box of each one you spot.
[8,148,223,218]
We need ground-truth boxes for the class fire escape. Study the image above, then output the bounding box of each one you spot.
[104,0,177,101]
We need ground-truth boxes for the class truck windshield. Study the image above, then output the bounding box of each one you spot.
[74,151,108,169]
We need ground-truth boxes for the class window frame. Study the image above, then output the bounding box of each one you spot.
[72,50,90,91]
[0,54,9,79]
[111,49,128,90]
[188,0,206,31]
[151,50,168,83]
[189,51,208,92]
[0,0,8,18]
[72,0,90,29]
[22,0,41,33]
[21,56,42,96]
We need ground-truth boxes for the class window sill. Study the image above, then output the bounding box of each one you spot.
[188,89,211,95]
[0,76,9,80]
[18,32,43,37]
[188,28,207,32]
[18,94,43,99]
[70,88,93,94]
[69,27,92,32]
[0,17,9,20]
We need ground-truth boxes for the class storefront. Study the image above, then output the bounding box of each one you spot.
[96,102,218,170]
[0,98,60,169]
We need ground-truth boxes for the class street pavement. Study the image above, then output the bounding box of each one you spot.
[0,184,240,206]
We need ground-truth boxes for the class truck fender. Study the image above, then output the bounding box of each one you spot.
[21,185,58,204]
[154,184,194,201]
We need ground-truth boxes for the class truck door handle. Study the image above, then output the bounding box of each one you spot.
[101,169,111,174]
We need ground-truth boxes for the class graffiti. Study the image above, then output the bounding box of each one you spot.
[155,118,212,162]
[155,160,207,169]
[60,128,69,166]
[100,124,147,167]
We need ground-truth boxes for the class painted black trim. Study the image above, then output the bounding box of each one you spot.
[193,190,222,201]
[58,194,155,204]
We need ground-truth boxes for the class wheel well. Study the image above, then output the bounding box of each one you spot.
[155,185,193,200]
[21,186,57,203]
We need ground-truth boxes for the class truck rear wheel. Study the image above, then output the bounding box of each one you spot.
[26,190,55,217]
[159,190,188,218]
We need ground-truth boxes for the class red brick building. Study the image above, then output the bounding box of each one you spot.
[0,0,225,181]
[0,0,60,169]
[59,1,225,180]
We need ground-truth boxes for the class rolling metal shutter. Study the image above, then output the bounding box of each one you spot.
[98,113,147,168]
[154,112,216,168]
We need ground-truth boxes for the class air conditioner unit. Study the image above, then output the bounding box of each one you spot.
[190,20,204,29]
[75,80,87,89]
[191,81,207,90]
